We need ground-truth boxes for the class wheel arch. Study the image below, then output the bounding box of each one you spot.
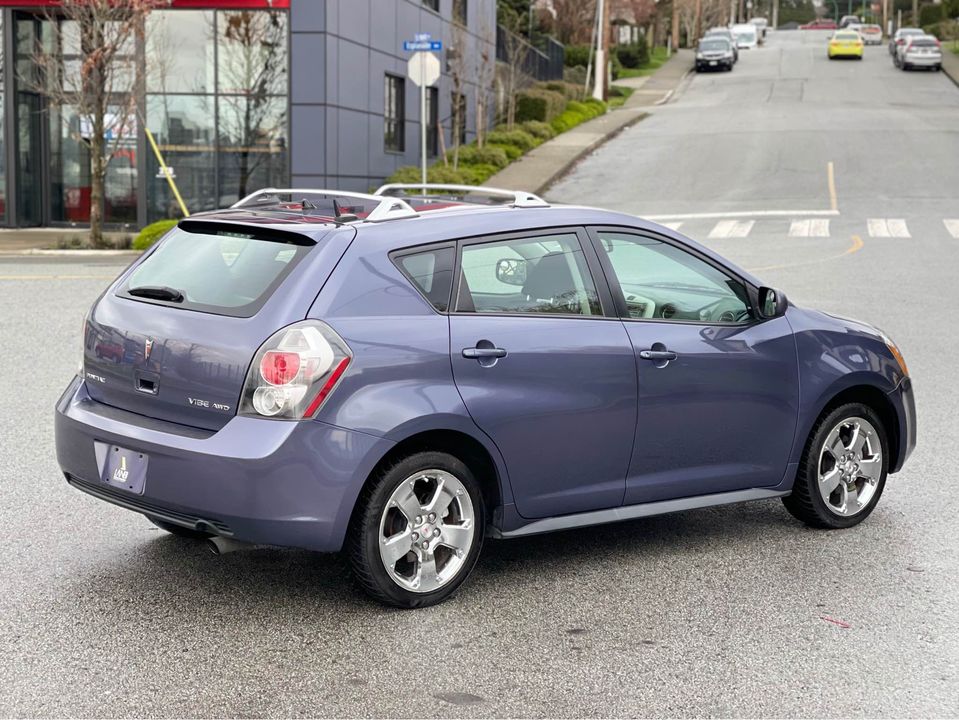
[802,382,902,473]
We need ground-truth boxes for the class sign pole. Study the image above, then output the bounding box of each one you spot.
[420,62,428,190]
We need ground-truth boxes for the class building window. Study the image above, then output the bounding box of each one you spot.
[384,74,405,153]
[453,0,467,25]
[426,87,439,157]
[422,0,440,11]
[451,91,467,145]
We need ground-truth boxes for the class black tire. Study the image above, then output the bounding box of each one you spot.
[348,451,486,608]
[148,517,212,539]
[782,402,889,529]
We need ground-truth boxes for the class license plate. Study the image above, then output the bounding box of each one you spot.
[709,60,717,66]
[101,445,148,494]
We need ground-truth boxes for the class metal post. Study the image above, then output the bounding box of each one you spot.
[592,0,605,101]
[772,0,779,28]
[420,64,427,188]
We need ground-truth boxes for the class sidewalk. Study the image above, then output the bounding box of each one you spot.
[486,49,693,196]
[0,228,135,255]
[941,47,959,90]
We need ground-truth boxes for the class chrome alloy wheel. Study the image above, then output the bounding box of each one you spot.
[378,469,476,593]
[818,416,883,517]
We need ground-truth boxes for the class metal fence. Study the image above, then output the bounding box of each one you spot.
[496,25,565,81]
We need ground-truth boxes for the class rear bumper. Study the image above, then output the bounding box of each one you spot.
[903,55,941,66]
[696,58,732,70]
[55,377,394,552]
[888,376,916,473]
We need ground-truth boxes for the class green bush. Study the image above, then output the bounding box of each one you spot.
[550,109,587,134]
[133,219,178,251]
[919,3,944,27]
[386,164,478,185]
[515,88,567,122]
[460,163,498,184]
[541,81,586,101]
[454,144,510,170]
[610,51,624,80]
[520,120,556,141]
[489,143,524,161]
[486,129,537,152]
[564,44,591,67]
[615,42,649,69]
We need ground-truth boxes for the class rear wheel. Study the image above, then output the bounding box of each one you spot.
[348,452,485,608]
[148,517,212,539]
[783,403,889,529]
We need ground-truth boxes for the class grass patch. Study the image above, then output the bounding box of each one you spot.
[616,47,670,78]
[608,85,635,108]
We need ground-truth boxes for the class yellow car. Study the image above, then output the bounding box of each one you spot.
[828,30,864,59]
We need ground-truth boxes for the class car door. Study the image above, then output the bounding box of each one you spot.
[588,227,800,505]
[449,228,637,519]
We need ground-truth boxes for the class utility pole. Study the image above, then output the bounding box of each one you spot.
[911,0,917,26]
[772,0,779,28]
[729,0,736,24]
[592,0,606,101]
[672,0,681,49]
[695,0,703,41]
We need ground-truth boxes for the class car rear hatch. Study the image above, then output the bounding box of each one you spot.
[83,219,354,431]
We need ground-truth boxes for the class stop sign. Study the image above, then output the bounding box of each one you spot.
[407,51,441,87]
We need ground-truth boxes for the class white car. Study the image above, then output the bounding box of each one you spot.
[731,23,759,49]
[895,35,943,71]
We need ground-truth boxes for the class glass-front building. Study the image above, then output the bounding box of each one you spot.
[0,0,495,229]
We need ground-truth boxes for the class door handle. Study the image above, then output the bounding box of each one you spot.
[639,349,678,361]
[462,347,508,359]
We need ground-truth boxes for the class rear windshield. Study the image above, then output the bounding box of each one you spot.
[910,39,937,47]
[700,39,730,51]
[120,226,313,317]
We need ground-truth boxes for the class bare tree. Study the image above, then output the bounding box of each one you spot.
[475,10,497,148]
[499,7,531,130]
[447,15,470,168]
[539,0,598,44]
[26,0,161,246]
[216,10,287,202]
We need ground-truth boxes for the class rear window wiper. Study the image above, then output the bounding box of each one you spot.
[128,285,184,303]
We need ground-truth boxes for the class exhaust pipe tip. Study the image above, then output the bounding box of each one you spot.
[206,536,247,555]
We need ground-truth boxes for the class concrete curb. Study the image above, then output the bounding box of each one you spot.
[940,48,959,90]
[0,248,140,257]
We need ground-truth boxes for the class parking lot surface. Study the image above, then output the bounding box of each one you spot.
[2,31,958,718]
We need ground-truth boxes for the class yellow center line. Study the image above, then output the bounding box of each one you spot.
[827,161,838,212]
[748,235,864,273]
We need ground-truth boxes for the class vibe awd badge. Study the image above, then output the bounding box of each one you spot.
[188,397,231,412]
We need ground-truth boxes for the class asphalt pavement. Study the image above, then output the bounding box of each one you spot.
[2,30,959,718]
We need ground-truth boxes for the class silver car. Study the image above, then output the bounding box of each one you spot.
[895,35,943,71]
[888,27,925,56]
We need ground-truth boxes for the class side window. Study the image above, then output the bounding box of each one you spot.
[394,245,455,312]
[596,231,751,324]
[456,233,601,316]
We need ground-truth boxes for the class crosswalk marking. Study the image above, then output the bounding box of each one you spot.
[788,219,831,237]
[867,218,910,238]
[708,220,754,238]
[945,219,959,239]
[660,221,683,231]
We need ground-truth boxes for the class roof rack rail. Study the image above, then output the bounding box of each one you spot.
[374,183,549,209]
[232,188,418,222]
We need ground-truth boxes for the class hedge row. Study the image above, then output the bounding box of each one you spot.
[385,98,606,187]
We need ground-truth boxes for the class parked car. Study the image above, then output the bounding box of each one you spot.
[859,24,883,45]
[55,185,916,608]
[801,18,838,30]
[704,27,739,62]
[696,37,735,71]
[749,17,769,42]
[828,29,864,59]
[731,23,759,49]
[839,14,861,28]
[895,35,943,70]
[889,27,925,55]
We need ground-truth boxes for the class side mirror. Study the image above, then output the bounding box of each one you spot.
[495,258,527,286]
[758,286,787,318]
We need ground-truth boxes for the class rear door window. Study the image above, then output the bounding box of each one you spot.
[119,225,314,317]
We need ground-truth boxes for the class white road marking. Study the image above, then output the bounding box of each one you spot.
[660,221,683,231]
[646,208,839,221]
[867,218,910,238]
[944,219,959,239]
[788,219,831,237]
[709,220,754,238]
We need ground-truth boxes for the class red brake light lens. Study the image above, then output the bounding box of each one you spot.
[240,321,352,420]
[260,350,301,386]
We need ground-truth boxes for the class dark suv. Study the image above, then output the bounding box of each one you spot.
[56,185,916,607]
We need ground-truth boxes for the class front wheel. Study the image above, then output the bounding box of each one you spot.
[782,403,889,529]
[348,452,485,608]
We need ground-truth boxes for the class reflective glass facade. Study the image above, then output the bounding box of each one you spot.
[1,2,289,228]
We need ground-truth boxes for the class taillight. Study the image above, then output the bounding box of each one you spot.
[239,320,352,420]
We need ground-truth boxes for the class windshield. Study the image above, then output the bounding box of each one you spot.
[122,226,313,317]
